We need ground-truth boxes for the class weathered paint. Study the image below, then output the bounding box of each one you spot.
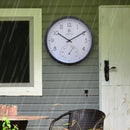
[99,6,130,130]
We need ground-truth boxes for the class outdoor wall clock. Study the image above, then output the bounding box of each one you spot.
[45,16,93,64]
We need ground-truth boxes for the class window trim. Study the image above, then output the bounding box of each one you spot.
[0,8,42,96]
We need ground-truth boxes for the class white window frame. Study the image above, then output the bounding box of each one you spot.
[0,8,42,96]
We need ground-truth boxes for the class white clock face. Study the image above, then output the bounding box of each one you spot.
[45,16,93,64]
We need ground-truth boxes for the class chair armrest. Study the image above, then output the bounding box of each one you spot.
[92,116,105,130]
[49,111,71,130]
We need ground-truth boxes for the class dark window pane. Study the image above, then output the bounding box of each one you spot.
[0,21,29,83]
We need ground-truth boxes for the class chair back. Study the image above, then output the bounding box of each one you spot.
[68,109,105,130]
[49,109,105,130]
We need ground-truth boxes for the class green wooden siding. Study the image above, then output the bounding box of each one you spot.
[0,0,130,129]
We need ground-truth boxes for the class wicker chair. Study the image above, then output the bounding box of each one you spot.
[49,109,105,130]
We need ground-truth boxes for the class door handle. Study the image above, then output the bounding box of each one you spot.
[109,66,116,70]
[104,60,109,81]
[104,60,116,81]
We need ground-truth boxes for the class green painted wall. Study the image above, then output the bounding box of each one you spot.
[0,0,129,129]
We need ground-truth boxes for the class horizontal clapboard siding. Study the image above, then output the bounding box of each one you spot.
[0,96,98,104]
[43,66,98,73]
[0,0,130,130]
[16,104,99,111]
[43,73,98,81]
[43,81,99,88]
[43,58,98,66]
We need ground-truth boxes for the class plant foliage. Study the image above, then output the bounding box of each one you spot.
[2,117,19,130]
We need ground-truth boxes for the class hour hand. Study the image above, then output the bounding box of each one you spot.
[58,33,72,42]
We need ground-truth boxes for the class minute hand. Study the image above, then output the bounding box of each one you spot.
[67,31,86,42]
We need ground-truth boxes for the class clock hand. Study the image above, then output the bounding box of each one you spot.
[68,46,74,55]
[67,31,86,42]
[58,32,72,42]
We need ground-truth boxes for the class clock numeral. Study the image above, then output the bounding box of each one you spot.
[53,46,57,51]
[60,24,63,29]
[68,28,71,33]
[67,22,72,27]
[82,47,86,51]
[51,38,54,43]
[53,31,59,35]
[77,24,79,30]
[83,32,86,36]
[85,38,87,43]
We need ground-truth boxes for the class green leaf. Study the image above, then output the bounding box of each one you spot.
[2,122,6,127]
[13,125,19,130]
[2,127,7,130]
[63,123,70,126]
[3,117,7,121]
[7,124,11,128]
[6,119,10,124]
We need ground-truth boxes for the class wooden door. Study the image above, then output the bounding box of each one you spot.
[99,6,130,130]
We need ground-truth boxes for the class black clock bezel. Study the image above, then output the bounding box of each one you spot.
[45,16,93,65]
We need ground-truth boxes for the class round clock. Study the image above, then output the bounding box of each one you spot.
[45,16,93,64]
